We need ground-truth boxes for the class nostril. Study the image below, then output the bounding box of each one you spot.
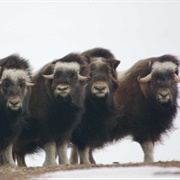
[57,87,62,91]
[9,100,20,106]
[94,86,106,91]
[57,86,68,91]
[160,91,168,97]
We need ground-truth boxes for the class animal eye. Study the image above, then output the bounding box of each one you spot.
[171,74,175,78]
[54,74,58,78]
[2,82,8,89]
[19,82,26,88]
[89,72,93,77]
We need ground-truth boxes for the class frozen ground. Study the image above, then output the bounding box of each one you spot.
[1,161,180,179]
[36,166,180,179]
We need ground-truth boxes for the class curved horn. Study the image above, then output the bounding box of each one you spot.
[26,81,36,86]
[137,73,152,83]
[41,74,54,79]
[78,74,89,81]
[174,74,180,83]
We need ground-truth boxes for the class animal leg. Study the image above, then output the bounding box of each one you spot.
[79,147,91,165]
[16,154,27,167]
[0,153,4,165]
[3,143,16,167]
[141,141,154,162]
[57,141,69,165]
[89,148,96,164]
[43,141,57,166]
[69,145,79,164]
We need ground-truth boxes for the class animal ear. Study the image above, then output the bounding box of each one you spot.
[112,59,121,70]
[81,55,91,64]
[81,55,89,63]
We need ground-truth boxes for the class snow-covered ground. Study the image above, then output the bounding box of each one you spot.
[34,166,180,179]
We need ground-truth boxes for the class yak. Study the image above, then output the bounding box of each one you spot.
[70,48,120,164]
[14,53,88,166]
[110,54,180,162]
[0,54,34,167]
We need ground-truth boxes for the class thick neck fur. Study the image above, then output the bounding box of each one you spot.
[112,55,179,143]
[85,88,115,116]
[30,72,85,122]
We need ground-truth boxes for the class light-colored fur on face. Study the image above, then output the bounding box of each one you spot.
[54,62,80,72]
[152,61,177,73]
[53,62,81,97]
[90,59,110,97]
[91,81,109,97]
[54,84,71,97]
[6,96,22,111]
[54,62,80,97]
[151,61,177,104]
[157,88,172,104]
[0,69,30,111]
[1,69,30,82]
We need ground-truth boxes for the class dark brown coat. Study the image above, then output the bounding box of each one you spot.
[14,53,87,166]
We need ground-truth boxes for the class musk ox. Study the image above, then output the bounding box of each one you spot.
[70,48,120,164]
[111,54,180,162]
[0,54,34,167]
[14,53,88,166]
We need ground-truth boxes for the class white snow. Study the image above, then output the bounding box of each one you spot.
[34,166,180,179]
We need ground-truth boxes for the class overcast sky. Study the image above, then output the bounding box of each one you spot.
[0,1,180,166]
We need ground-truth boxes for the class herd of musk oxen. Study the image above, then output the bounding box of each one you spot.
[0,48,179,167]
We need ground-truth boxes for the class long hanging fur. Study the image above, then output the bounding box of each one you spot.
[13,53,87,166]
[111,54,179,144]
[70,48,120,160]
[0,54,33,166]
